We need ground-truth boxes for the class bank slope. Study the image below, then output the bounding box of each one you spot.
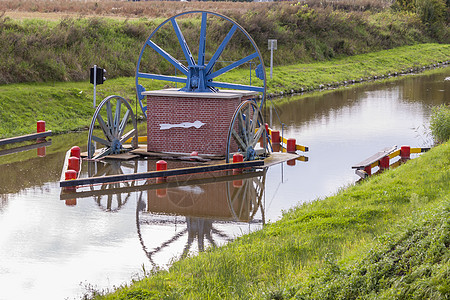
[1,43,449,139]
[94,143,449,299]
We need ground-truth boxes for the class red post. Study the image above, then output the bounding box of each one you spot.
[65,170,77,180]
[265,123,269,135]
[156,160,167,171]
[287,138,296,153]
[37,120,45,133]
[156,160,167,182]
[37,147,46,157]
[271,130,280,144]
[379,156,390,170]
[233,153,244,163]
[68,157,80,173]
[400,146,411,160]
[65,199,77,206]
[287,159,296,166]
[364,165,372,176]
[70,146,81,159]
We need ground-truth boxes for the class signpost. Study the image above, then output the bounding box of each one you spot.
[268,39,277,79]
[90,65,106,108]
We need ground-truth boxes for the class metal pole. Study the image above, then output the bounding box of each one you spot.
[93,65,97,108]
[270,48,273,79]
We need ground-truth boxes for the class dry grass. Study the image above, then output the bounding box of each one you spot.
[0,0,394,20]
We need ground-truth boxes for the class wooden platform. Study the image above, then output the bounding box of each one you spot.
[61,148,302,188]
[352,146,397,169]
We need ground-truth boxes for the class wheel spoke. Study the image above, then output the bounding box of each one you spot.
[119,128,137,144]
[232,130,247,150]
[208,81,264,92]
[238,112,249,147]
[205,24,238,75]
[171,18,195,67]
[118,109,131,138]
[198,12,207,66]
[114,100,122,137]
[137,72,187,83]
[97,114,114,142]
[145,40,188,75]
[92,135,112,147]
[207,52,259,80]
[106,100,114,137]
[252,126,264,148]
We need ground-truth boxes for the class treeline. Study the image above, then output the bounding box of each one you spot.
[0,1,448,84]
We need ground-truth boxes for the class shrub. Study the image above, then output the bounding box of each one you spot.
[430,104,450,144]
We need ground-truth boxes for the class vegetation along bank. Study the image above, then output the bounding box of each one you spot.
[0,44,449,139]
[0,0,449,84]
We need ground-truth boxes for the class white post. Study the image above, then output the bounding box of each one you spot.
[268,39,277,80]
[93,65,97,108]
[270,48,273,79]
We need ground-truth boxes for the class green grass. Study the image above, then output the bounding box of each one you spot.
[1,4,448,85]
[93,141,450,299]
[1,43,449,139]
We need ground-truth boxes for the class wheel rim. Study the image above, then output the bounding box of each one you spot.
[135,10,266,116]
[87,95,138,160]
[226,100,267,163]
[226,170,266,223]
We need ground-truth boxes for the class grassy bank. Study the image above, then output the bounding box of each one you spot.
[1,43,449,139]
[1,2,448,84]
[92,141,450,299]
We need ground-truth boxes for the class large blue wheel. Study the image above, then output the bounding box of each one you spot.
[135,10,266,116]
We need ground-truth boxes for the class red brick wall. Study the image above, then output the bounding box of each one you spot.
[147,94,251,156]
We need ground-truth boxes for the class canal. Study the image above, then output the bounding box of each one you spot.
[0,68,448,299]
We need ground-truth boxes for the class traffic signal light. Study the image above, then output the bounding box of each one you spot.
[90,66,107,85]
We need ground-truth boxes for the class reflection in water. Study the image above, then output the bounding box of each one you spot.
[63,160,266,268]
[137,169,265,267]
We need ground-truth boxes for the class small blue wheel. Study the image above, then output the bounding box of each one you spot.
[135,10,266,116]
[226,100,267,163]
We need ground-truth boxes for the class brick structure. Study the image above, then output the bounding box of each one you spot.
[144,88,257,156]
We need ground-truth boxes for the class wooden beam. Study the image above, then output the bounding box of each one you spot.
[60,160,264,187]
[0,131,52,146]
[352,146,397,169]
[60,170,265,200]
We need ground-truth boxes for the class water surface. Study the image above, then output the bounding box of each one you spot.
[0,68,448,299]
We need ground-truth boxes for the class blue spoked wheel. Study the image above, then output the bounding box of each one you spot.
[135,10,266,116]
[87,95,138,160]
[226,100,268,163]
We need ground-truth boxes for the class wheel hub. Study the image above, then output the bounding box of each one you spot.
[246,146,256,161]
[111,139,122,154]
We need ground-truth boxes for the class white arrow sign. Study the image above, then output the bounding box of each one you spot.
[159,120,206,130]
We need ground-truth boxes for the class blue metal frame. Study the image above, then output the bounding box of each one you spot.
[135,11,266,115]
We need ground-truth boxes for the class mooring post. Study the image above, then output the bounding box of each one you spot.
[400,146,411,161]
